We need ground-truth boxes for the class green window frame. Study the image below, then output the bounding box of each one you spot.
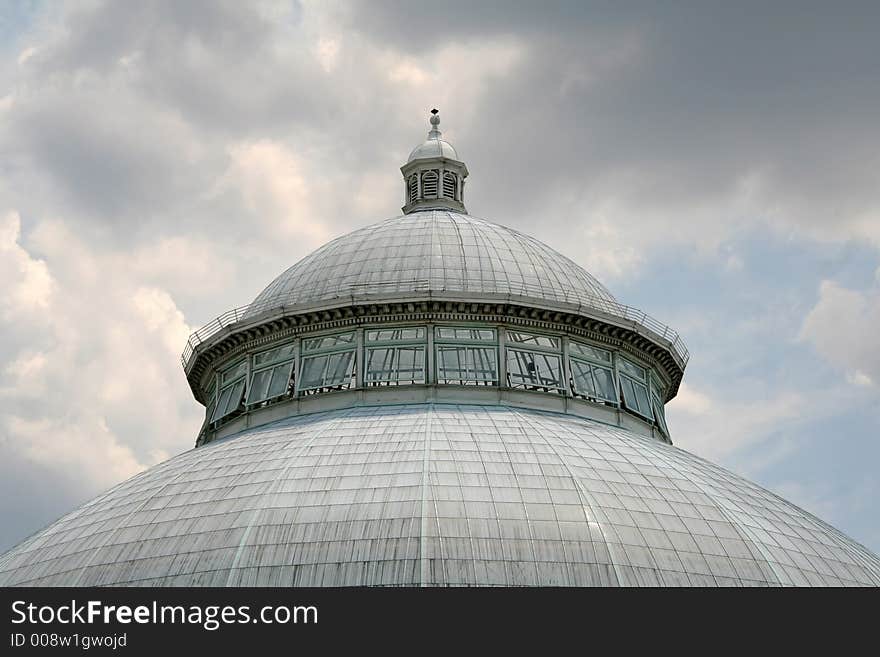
[247,343,296,405]
[365,327,426,386]
[569,341,617,404]
[204,378,217,425]
[298,331,357,394]
[618,356,653,420]
[212,359,247,423]
[505,330,563,393]
[435,326,498,386]
[650,373,669,436]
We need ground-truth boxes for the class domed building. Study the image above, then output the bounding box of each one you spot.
[2,112,879,587]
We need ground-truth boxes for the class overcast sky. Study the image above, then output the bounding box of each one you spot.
[1,0,879,555]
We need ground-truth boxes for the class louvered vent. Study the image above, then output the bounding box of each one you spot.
[422,170,438,197]
[443,172,457,199]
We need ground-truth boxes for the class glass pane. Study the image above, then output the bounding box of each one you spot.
[266,362,293,398]
[654,398,669,435]
[507,349,562,390]
[592,365,617,402]
[470,347,498,382]
[435,327,496,341]
[220,379,245,417]
[302,332,355,352]
[366,327,425,342]
[366,347,394,382]
[506,331,559,349]
[211,386,233,422]
[570,359,597,397]
[246,368,273,404]
[620,377,638,412]
[437,346,497,384]
[221,360,246,384]
[437,347,464,382]
[650,372,665,397]
[366,346,425,384]
[253,343,296,367]
[619,357,646,381]
[569,341,611,363]
[621,376,652,419]
[634,381,653,418]
[299,355,328,389]
[325,351,355,387]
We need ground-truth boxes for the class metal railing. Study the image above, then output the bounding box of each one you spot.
[181,281,689,371]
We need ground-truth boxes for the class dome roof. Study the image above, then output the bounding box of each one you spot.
[249,211,617,316]
[408,137,459,162]
[2,404,877,587]
[406,108,460,163]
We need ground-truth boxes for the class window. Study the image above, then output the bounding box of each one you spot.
[298,331,357,394]
[204,379,217,424]
[507,349,563,392]
[651,374,669,437]
[221,359,247,384]
[436,327,496,341]
[507,331,560,349]
[618,356,653,420]
[212,359,247,423]
[435,326,498,385]
[569,341,612,364]
[569,341,617,404]
[443,172,457,200]
[422,170,438,197]
[247,343,296,405]
[253,343,295,368]
[408,174,418,204]
[505,330,563,393]
[365,327,426,386]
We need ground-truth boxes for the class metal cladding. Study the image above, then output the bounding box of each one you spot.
[250,211,618,314]
[3,111,879,586]
[1,405,878,587]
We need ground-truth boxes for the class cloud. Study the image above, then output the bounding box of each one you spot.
[667,383,808,463]
[799,279,880,386]
[0,211,53,319]
[0,212,203,549]
[213,140,333,244]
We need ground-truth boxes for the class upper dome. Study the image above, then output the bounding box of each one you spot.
[408,137,459,162]
[407,108,460,163]
[248,211,617,316]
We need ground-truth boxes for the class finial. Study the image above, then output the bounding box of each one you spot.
[428,108,441,138]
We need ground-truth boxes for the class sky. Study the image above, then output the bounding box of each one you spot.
[1,0,878,555]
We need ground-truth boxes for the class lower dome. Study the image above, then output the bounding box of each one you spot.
[2,404,878,586]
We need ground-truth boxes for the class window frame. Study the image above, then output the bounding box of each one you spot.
[364,326,427,386]
[211,358,247,423]
[568,340,618,405]
[246,342,297,406]
[650,372,670,437]
[434,326,499,386]
[618,355,654,420]
[297,330,358,395]
[504,329,564,393]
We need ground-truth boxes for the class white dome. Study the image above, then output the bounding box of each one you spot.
[2,404,877,586]
[408,137,459,162]
[249,211,617,316]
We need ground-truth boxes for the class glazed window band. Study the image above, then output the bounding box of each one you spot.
[208,325,669,436]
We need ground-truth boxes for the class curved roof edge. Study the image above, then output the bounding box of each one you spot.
[183,291,688,372]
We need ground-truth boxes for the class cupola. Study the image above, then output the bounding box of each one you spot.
[401,109,468,214]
